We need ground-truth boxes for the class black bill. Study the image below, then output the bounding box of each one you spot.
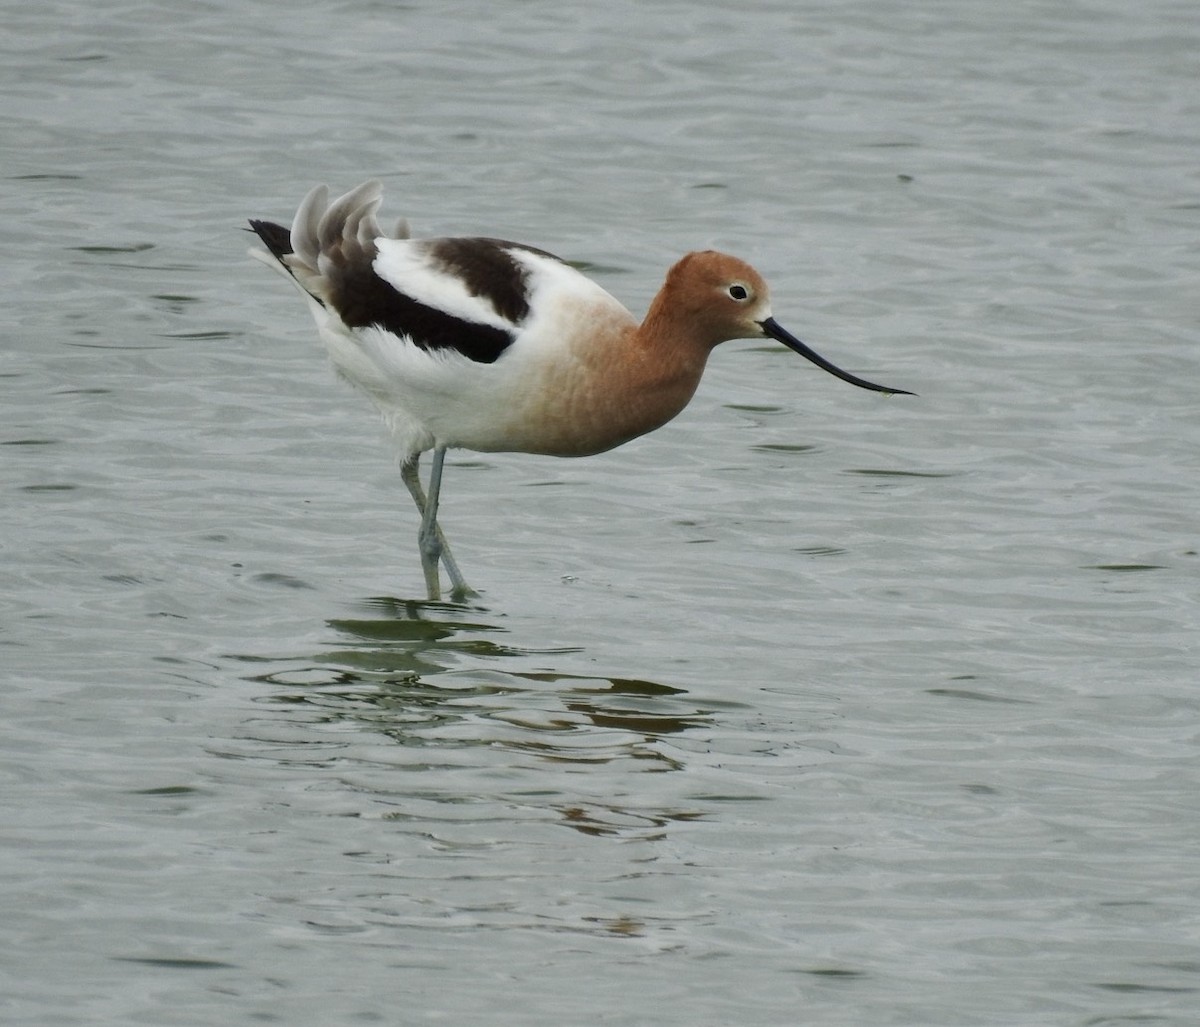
[759,317,914,396]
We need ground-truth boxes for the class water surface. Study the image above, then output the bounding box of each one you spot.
[3,1,1199,1024]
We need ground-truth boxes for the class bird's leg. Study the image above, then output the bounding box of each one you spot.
[400,449,472,601]
[423,446,473,599]
[400,454,442,599]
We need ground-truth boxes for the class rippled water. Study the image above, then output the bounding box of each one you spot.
[4,0,1199,1023]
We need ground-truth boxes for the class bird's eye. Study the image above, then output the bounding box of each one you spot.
[728,284,749,301]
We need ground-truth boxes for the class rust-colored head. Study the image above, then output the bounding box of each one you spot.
[647,250,774,349]
[646,250,913,396]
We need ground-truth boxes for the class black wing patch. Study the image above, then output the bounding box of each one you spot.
[334,238,568,365]
[333,255,518,365]
[423,237,563,326]
[250,216,563,365]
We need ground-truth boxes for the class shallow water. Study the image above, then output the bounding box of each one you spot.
[3,0,1200,1023]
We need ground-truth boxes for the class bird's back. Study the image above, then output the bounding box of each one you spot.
[249,183,664,459]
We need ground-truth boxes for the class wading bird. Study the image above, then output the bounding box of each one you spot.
[249,181,911,599]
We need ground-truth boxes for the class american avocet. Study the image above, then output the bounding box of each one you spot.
[249,181,911,600]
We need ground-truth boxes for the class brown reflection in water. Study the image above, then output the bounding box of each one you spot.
[239,595,714,778]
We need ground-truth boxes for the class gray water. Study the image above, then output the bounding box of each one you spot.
[3,0,1199,1023]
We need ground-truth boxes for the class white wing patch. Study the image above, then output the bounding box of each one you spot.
[372,239,517,331]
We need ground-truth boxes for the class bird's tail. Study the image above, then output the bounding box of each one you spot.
[247,181,409,306]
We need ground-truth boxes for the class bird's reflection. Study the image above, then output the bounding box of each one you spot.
[240,595,713,784]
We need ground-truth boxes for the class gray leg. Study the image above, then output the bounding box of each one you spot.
[400,454,441,599]
[423,447,472,598]
[400,449,472,601]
